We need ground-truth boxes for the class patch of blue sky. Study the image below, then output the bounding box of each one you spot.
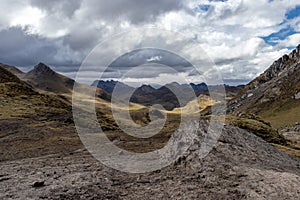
[285,5,300,20]
[261,26,297,46]
[261,4,300,46]
[193,0,229,13]
[193,4,210,12]
[287,46,296,50]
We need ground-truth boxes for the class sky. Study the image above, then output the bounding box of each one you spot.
[0,0,299,86]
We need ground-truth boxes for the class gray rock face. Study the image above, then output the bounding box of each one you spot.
[0,122,299,199]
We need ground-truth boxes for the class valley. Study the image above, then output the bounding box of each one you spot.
[0,45,300,199]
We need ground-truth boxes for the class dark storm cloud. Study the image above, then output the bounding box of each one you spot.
[109,49,192,70]
[80,0,189,24]
[0,27,56,67]
[98,48,195,79]
[0,27,81,69]
[62,28,101,52]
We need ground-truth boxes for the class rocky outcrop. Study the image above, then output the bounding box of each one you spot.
[0,122,299,199]
[258,44,300,85]
[228,44,300,125]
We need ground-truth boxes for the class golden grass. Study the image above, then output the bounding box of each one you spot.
[272,143,300,158]
[169,95,213,115]
[260,104,300,129]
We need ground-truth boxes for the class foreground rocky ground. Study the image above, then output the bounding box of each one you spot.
[0,122,299,199]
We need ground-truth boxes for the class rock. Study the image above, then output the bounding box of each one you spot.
[0,122,299,199]
[37,117,47,121]
[295,92,300,100]
[32,181,45,188]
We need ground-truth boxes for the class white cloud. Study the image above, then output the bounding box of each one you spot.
[10,6,45,31]
[278,34,300,47]
[0,0,299,85]
[146,56,162,62]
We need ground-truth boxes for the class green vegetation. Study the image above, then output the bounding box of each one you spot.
[226,114,286,145]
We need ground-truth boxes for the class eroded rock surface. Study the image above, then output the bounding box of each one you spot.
[1,122,299,199]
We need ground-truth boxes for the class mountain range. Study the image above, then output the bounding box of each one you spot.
[1,45,300,199]
[93,80,244,110]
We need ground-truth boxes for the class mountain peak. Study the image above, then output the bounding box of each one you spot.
[23,63,56,79]
[23,63,57,81]
[169,82,180,86]
[140,84,155,90]
[259,44,300,84]
[25,63,56,78]
[33,63,54,74]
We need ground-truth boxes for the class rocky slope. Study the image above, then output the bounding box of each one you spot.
[0,65,82,161]
[0,63,24,77]
[1,61,300,199]
[0,63,145,161]
[228,44,300,128]
[0,121,299,199]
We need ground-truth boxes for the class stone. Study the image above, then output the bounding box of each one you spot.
[295,92,300,100]
[32,181,45,188]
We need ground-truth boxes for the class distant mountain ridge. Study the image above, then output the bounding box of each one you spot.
[93,79,243,110]
[92,80,134,94]
[93,79,210,93]
[93,80,212,110]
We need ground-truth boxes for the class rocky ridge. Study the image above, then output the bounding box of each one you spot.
[227,44,300,128]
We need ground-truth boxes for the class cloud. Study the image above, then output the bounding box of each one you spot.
[109,49,192,69]
[30,0,82,18]
[0,27,56,67]
[0,26,82,69]
[0,0,299,85]
[146,56,162,62]
[77,0,188,24]
[278,33,300,47]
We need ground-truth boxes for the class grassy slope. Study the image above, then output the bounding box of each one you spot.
[0,66,82,161]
